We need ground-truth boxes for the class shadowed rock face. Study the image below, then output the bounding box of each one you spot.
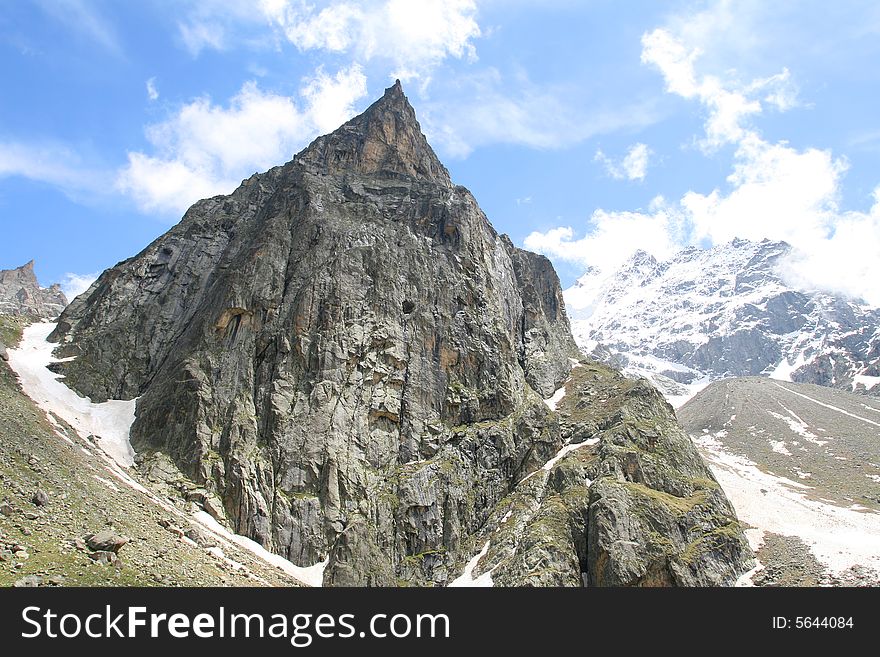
[0,261,67,318]
[49,82,751,586]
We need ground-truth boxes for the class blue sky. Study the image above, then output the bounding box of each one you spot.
[2,0,880,304]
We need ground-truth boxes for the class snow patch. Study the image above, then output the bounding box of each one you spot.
[666,377,713,409]
[192,510,328,587]
[519,437,599,485]
[695,434,880,578]
[205,546,248,573]
[852,374,880,391]
[771,381,880,428]
[7,322,137,468]
[768,440,792,456]
[448,540,494,587]
[7,322,325,587]
[735,559,765,587]
[543,385,567,411]
[766,407,826,446]
[769,350,807,382]
[93,475,120,491]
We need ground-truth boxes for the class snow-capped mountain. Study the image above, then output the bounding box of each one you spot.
[565,238,880,403]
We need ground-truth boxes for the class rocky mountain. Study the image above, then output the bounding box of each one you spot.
[35,81,751,586]
[565,239,880,403]
[678,377,880,586]
[0,261,67,319]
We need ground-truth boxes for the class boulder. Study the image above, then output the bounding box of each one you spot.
[84,529,129,554]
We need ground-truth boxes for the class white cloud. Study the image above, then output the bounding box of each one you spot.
[642,28,762,151]
[173,0,274,56]
[595,143,651,181]
[642,27,801,153]
[116,65,368,215]
[35,0,121,55]
[0,140,106,197]
[421,69,659,158]
[780,192,880,305]
[300,65,370,133]
[178,20,226,56]
[681,134,847,247]
[60,272,98,300]
[527,27,880,306]
[146,77,159,101]
[260,0,481,80]
[524,201,683,276]
[622,143,651,181]
[640,29,879,303]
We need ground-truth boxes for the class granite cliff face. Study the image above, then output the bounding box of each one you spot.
[49,82,750,586]
[0,261,67,318]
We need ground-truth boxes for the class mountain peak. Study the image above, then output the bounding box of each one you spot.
[297,80,451,185]
[388,78,403,95]
[0,260,67,317]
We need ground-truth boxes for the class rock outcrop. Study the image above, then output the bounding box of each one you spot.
[48,82,751,586]
[0,261,67,318]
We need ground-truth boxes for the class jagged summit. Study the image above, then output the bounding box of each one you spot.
[297,80,451,185]
[0,260,67,318]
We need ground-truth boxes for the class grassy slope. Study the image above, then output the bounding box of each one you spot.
[0,316,300,587]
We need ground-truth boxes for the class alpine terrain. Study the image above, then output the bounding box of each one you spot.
[679,377,880,585]
[565,239,880,405]
[2,82,752,587]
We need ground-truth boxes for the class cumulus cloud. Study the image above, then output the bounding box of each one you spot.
[779,192,880,305]
[524,199,683,275]
[116,65,367,215]
[260,0,481,80]
[526,28,880,306]
[60,272,98,300]
[681,134,847,247]
[595,143,651,181]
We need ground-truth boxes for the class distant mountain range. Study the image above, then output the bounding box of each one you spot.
[564,238,880,403]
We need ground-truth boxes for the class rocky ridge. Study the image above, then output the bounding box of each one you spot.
[41,82,751,586]
[0,261,67,319]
